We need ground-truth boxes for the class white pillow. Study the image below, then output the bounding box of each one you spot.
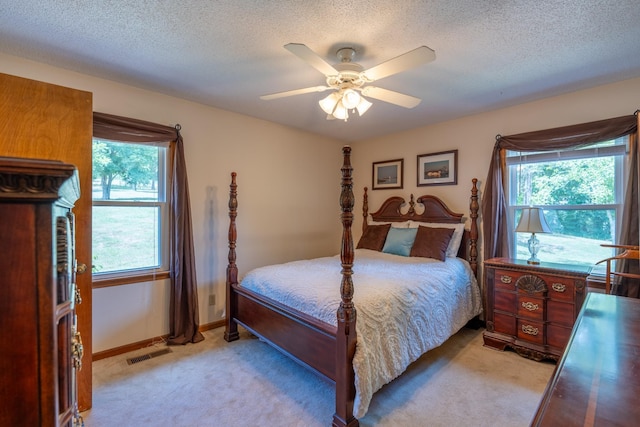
[409,221,465,257]
[368,220,411,228]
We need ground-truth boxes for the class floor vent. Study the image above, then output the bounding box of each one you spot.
[126,348,172,365]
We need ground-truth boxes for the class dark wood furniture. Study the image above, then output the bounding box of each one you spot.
[224,146,480,427]
[1,72,93,410]
[0,157,84,426]
[531,292,640,426]
[483,258,591,361]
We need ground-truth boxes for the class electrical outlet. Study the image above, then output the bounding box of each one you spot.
[208,295,216,306]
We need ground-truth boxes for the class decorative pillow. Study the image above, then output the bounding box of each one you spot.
[382,227,418,257]
[409,221,465,257]
[357,223,391,251]
[410,226,455,261]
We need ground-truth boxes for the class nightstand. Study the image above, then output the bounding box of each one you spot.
[482,258,591,361]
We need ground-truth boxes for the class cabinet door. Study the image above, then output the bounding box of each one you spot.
[0,73,93,410]
[0,204,40,426]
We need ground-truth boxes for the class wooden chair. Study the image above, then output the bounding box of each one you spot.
[596,244,640,294]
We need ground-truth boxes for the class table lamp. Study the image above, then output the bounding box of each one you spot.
[516,207,551,265]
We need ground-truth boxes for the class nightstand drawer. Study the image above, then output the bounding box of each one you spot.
[542,274,575,301]
[518,296,545,320]
[494,312,516,336]
[495,290,516,312]
[517,319,544,345]
[495,269,518,290]
[547,324,571,349]
[547,300,574,326]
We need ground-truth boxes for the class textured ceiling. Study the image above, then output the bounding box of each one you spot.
[2,1,640,142]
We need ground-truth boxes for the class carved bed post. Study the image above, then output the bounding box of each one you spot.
[469,178,479,278]
[362,187,368,234]
[333,146,359,427]
[224,172,240,342]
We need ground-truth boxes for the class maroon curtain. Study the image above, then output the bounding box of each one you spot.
[481,114,638,296]
[93,112,204,343]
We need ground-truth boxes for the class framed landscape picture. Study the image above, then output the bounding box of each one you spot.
[372,158,403,190]
[417,150,458,186]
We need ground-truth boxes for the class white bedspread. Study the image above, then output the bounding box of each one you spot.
[240,248,482,418]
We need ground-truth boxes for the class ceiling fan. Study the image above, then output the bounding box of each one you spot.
[260,43,436,121]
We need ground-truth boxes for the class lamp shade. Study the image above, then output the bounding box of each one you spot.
[356,96,372,116]
[319,92,340,115]
[516,207,551,233]
[332,100,349,121]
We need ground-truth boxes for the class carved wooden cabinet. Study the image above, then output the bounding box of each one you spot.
[482,258,591,361]
[0,157,84,426]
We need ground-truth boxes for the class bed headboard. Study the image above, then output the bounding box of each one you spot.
[368,193,463,224]
[361,179,479,277]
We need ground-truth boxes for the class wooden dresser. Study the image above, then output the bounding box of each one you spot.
[532,292,640,426]
[0,157,84,426]
[483,258,591,361]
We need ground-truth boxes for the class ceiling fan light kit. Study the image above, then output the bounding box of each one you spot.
[261,43,435,122]
[319,89,373,121]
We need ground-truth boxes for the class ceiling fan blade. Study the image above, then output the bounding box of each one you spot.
[260,85,332,100]
[361,86,422,108]
[284,43,339,76]
[362,46,435,82]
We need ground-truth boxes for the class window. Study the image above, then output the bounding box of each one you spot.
[92,139,170,281]
[507,137,628,267]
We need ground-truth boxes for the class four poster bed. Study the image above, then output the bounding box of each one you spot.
[224,146,481,427]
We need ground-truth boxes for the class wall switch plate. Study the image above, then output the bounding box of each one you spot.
[209,295,216,306]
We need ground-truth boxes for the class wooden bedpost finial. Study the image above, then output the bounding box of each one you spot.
[408,194,416,216]
[469,178,479,278]
[335,145,358,427]
[228,172,238,254]
[227,172,238,280]
[339,145,354,309]
[362,187,368,234]
[225,171,240,342]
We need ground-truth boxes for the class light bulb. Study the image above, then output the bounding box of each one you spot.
[341,89,361,109]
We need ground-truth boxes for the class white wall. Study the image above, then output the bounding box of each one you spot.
[351,76,640,259]
[1,53,344,352]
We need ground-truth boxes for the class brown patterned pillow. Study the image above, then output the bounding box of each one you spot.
[356,223,391,251]
[410,226,454,261]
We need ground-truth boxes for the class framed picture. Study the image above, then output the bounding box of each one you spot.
[417,150,458,186]
[372,158,403,190]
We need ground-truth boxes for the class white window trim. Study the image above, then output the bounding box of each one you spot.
[506,137,628,261]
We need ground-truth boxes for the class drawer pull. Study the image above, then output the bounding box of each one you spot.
[72,326,83,370]
[552,283,566,293]
[500,275,513,284]
[521,301,539,311]
[521,324,539,336]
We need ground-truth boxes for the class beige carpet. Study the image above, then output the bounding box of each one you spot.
[82,326,555,427]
